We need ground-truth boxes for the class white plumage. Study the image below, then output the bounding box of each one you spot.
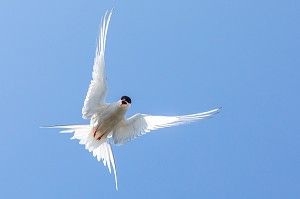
[43,8,221,190]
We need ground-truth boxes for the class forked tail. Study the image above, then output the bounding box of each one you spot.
[42,124,118,190]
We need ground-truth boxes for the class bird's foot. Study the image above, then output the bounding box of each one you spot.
[97,133,105,141]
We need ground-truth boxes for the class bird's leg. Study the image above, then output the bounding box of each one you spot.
[97,133,106,141]
[93,129,97,138]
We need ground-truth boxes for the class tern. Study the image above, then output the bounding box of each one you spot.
[44,8,221,190]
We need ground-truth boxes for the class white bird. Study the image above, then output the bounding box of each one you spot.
[44,8,221,190]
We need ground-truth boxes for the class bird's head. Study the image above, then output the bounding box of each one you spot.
[120,96,132,108]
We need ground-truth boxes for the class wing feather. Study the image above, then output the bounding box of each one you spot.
[82,9,113,119]
[112,107,221,145]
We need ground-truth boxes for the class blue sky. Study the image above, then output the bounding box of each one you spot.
[1,0,299,198]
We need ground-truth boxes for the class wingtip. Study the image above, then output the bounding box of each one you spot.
[214,107,222,114]
[40,126,52,129]
[111,6,115,13]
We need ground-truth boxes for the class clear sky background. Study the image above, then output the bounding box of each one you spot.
[1,0,299,198]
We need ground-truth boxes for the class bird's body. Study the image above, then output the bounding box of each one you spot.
[91,101,129,141]
[44,8,221,190]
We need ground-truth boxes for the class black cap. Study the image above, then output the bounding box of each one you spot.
[121,96,132,104]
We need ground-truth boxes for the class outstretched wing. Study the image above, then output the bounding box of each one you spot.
[82,9,113,119]
[112,107,221,145]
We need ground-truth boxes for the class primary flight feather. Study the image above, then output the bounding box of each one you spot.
[44,8,221,190]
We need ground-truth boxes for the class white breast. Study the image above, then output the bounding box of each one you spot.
[91,102,128,138]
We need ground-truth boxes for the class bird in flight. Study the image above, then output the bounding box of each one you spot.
[44,8,221,190]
